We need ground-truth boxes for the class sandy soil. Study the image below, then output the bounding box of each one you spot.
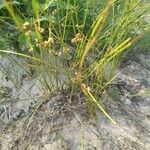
[0,52,150,150]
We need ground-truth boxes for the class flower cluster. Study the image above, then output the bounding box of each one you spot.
[81,83,91,95]
[35,37,54,48]
[22,22,30,31]
[71,33,83,44]
[22,22,31,36]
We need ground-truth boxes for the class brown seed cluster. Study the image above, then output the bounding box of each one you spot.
[35,37,54,48]
[39,28,45,34]
[90,38,96,46]
[71,33,83,44]
[29,47,33,52]
[62,47,70,53]
[22,22,32,36]
[81,83,90,94]
[22,22,30,32]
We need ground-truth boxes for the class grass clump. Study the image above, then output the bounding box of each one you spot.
[0,0,150,123]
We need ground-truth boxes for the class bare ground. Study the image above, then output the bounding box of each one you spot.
[0,52,150,150]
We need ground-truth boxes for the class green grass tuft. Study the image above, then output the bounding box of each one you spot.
[0,0,149,123]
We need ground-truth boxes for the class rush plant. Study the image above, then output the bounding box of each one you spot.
[0,0,149,124]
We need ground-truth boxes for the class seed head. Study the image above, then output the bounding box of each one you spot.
[43,41,49,48]
[40,28,45,34]
[62,47,69,53]
[81,83,86,89]
[86,86,90,92]
[48,37,54,44]
[90,38,96,46]
[29,48,33,52]
[76,33,82,39]
[71,38,77,44]
[23,22,30,27]
[71,33,83,44]
[22,22,30,32]
[25,30,31,36]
